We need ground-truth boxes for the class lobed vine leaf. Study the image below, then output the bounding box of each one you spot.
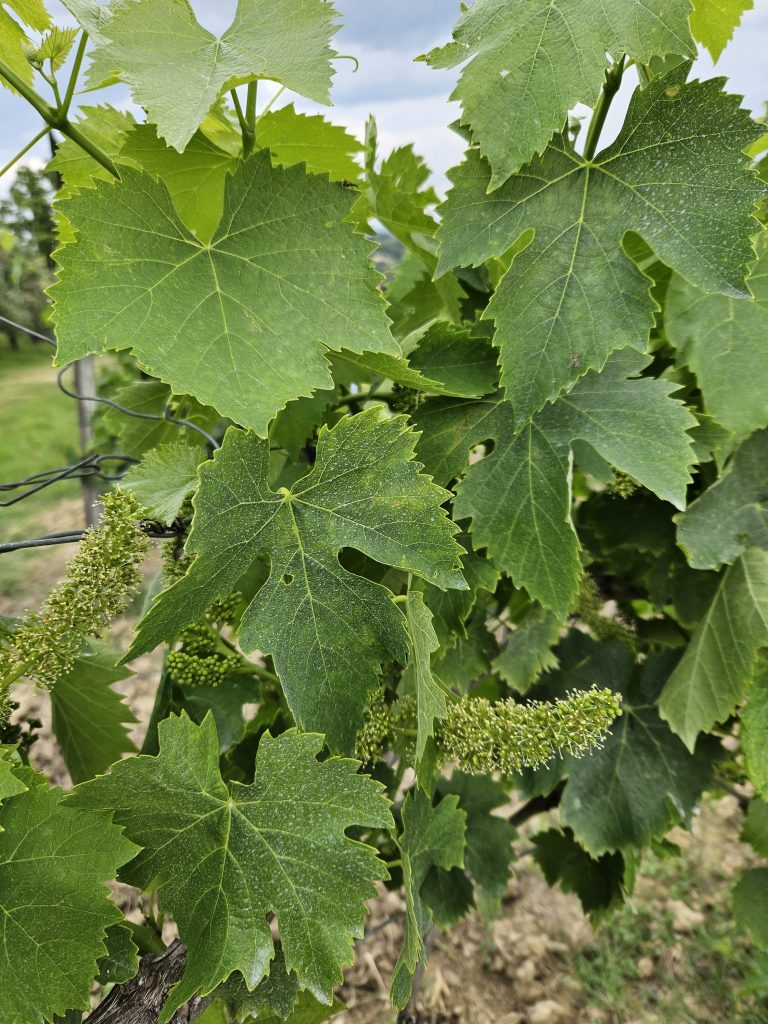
[255,104,365,183]
[426,0,694,189]
[84,0,340,151]
[437,66,765,425]
[532,828,626,923]
[127,411,466,752]
[52,152,396,436]
[71,714,393,1021]
[0,767,136,1024]
[415,350,695,617]
[121,441,204,526]
[119,124,238,242]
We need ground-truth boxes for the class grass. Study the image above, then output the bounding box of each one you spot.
[573,816,768,1023]
[0,337,81,502]
[0,337,82,596]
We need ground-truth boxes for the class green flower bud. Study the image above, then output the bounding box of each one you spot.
[167,650,237,689]
[0,490,149,690]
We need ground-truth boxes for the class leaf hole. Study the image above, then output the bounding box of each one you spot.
[282,572,294,585]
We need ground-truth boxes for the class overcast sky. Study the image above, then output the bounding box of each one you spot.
[1,0,767,194]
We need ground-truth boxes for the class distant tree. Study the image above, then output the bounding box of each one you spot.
[0,165,55,348]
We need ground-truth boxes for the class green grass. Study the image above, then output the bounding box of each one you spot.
[0,338,82,595]
[573,837,768,1023]
[0,338,81,503]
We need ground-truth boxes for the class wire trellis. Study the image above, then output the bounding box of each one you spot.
[0,312,218,553]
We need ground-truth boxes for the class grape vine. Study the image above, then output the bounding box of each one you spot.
[0,1,767,1022]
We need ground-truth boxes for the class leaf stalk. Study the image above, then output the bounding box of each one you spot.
[583,55,626,162]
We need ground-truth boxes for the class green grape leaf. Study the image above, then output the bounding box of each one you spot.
[421,866,474,928]
[532,827,626,923]
[0,768,136,1024]
[415,350,695,617]
[360,122,462,328]
[222,946,299,1022]
[419,535,499,647]
[100,380,215,458]
[256,104,365,183]
[403,591,444,775]
[50,644,137,784]
[170,673,262,754]
[28,26,79,71]
[391,790,466,1009]
[257,992,345,1024]
[733,867,768,949]
[432,611,497,691]
[437,67,765,424]
[122,441,204,526]
[439,772,517,914]
[120,124,238,242]
[494,606,561,694]
[0,749,27,807]
[271,388,339,460]
[560,648,719,856]
[742,798,768,858]
[71,714,393,1021]
[97,922,139,985]
[127,412,466,752]
[676,429,768,570]
[659,549,768,751]
[425,0,694,189]
[6,0,49,30]
[89,0,339,151]
[386,257,466,349]
[691,0,753,60]
[0,0,51,92]
[666,246,768,439]
[408,325,499,398]
[47,105,136,200]
[52,153,396,435]
[743,660,768,799]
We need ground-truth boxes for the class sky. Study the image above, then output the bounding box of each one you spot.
[1,0,767,195]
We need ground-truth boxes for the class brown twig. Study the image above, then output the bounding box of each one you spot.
[85,941,211,1024]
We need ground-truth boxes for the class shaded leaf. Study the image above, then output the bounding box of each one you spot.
[676,429,768,570]
[666,244,768,439]
[659,549,768,750]
[122,441,204,526]
[50,645,137,784]
[391,790,466,1009]
[533,827,626,923]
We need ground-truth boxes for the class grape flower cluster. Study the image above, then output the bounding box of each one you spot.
[0,489,149,693]
[355,686,621,774]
